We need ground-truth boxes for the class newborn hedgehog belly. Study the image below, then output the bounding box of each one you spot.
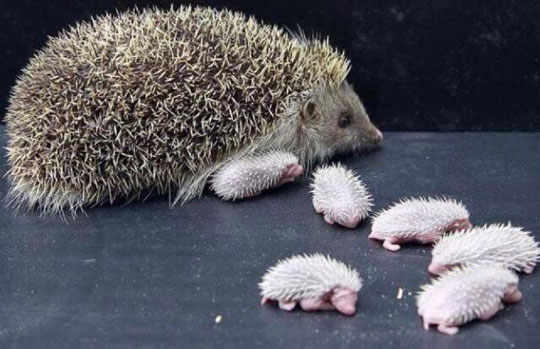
[6,8,297,206]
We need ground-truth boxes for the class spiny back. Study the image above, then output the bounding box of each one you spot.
[432,223,540,271]
[259,253,362,301]
[5,6,350,212]
[417,265,518,325]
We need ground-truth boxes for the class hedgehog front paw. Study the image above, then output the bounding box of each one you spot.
[383,239,401,252]
[278,300,297,311]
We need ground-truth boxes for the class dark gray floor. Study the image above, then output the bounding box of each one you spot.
[0,128,539,348]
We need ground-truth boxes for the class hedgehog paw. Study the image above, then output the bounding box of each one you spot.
[278,300,297,311]
[336,216,361,229]
[437,324,458,335]
[383,239,401,252]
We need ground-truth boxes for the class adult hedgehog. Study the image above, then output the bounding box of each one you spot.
[5,6,382,215]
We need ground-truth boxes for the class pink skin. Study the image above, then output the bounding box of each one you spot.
[421,284,522,335]
[313,200,362,229]
[370,218,472,252]
[261,287,358,316]
[428,261,454,275]
[329,287,358,316]
[276,163,304,186]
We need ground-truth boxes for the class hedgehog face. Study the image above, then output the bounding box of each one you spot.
[301,83,382,157]
[330,287,358,316]
[428,260,454,275]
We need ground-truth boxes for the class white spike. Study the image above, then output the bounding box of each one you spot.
[430,222,540,275]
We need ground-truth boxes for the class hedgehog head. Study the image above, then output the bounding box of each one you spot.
[297,82,382,159]
[330,286,359,316]
[429,234,466,275]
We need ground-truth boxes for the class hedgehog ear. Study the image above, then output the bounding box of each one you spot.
[301,99,317,123]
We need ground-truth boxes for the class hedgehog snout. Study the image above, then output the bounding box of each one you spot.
[372,129,383,145]
[503,285,522,304]
[353,125,383,150]
[336,214,362,229]
[448,218,472,232]
[331,287,358,316]
[428,261,449,275]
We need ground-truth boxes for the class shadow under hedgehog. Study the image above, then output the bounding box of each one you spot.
[4,6,382,216]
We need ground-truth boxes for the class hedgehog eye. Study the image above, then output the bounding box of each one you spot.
[338,113,351,128]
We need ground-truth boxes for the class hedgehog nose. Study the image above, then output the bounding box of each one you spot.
[373,129,383,145]
[428,262,445,275]
[367,128,383,146]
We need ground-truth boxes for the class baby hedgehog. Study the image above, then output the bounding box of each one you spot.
[429,223,540,275]
[369,197,471,251]
[310,163,373,228]
[211,151,303,200]
[5,6,382,215]
[259,253,362,315]
[417,265,521,335]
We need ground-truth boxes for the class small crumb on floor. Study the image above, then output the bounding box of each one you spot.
[215,315,222,324]
[397,287,403,299]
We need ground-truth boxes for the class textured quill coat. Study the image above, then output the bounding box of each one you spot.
[429,223,540,275]
[417,265,521,335]
[5,6,382,214]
